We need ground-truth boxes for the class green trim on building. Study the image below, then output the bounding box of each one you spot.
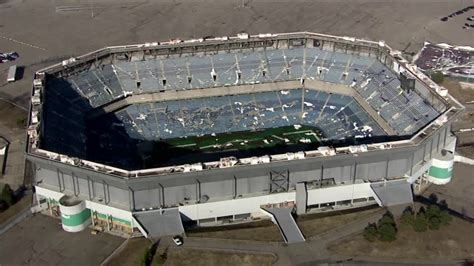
[112,216,131,226]
[428,166,452,179]
[96,212,108,220]
[61,208,91,227]
[94,211,131,226]
[48,198,59,205]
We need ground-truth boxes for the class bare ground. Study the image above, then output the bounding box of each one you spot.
[186,219,282,242]
[442,78,474,104]
[328,216,474,261]
[0,193,31,225]
[296,206,380,238]
[104,237,151,266]
[0,101,27,189]
[165,248,274,266]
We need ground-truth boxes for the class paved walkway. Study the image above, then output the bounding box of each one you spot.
[0,121,26,189]
[0,207,32,236]
[263,207,305,244]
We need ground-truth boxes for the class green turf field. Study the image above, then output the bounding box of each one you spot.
[163,125,323,152]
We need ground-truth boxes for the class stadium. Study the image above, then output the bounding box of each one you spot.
[26,32,463,243]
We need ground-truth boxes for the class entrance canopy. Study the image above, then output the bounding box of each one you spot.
[133,208,184,238]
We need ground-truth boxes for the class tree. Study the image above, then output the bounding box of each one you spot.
[401,206,415,226]
[418,206,426,216]
[363,223,378,242]
[0,200,8,212]
[413,217,428,232]
[426,205,452,229]
[431,71,444,84]
[413,212,428,232]
[429,216,441,230]
[426,205,441,219]
[378,222,397,242]
[1,184,14,207]
[378,211,396,227]
[439,210,452,225]
[376,211,397,242]
[428,193,439,204]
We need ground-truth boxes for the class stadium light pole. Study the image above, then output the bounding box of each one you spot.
[89,0,94,19]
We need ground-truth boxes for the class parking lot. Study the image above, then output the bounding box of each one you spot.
[1,0,473,111]
[0,215,124,265]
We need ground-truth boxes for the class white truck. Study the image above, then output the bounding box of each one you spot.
[7,65,16,82]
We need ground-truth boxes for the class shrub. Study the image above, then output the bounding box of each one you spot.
[401,206,415,226]
[428,193,438,204]
[1,184,14,207]
[378,211,396,227]
[363,223,378,242]
[378,223,397,242]
[426,205,441,219]
[439,210,452,225]
[429,216,441,230]
[0,200,8,212]
[413,213,428,232]
[16,117,26,128]
[418,206,426,215]
[431,71,444,84]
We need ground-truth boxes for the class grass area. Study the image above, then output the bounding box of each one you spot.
[0,193,32,225]
[0,102,28,130]
[164,125,322,152]
[165,248,274,266]
[441,77,474,103]
[188,207,381,242]
[104,238,151,266]
[296,206,380,238]
[327,215,474,260]
[187,219,283,242]
[105,237,274,266]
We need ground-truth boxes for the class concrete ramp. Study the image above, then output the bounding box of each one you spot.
[370,179,413,207]
[262,207,305,244]
[133,208,184,238]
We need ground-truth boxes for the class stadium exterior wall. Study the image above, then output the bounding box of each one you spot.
[31,122,455,221]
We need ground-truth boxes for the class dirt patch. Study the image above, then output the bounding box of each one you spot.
[328,216,474,260]
[187,219,282,242]
[0,101,26,129]
[456,146,474,158]
[165,248,274,266]
[0,193,31,225]
[296,206,380,238]
[104,237,151,266]
[442,78,474,103]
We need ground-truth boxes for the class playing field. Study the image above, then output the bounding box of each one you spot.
[164,125,322,152]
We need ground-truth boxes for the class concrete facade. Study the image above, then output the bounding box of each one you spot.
[32,125,454,212]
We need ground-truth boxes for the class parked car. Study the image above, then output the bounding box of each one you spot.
[172,235,183,246]
[0,52,19,63]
